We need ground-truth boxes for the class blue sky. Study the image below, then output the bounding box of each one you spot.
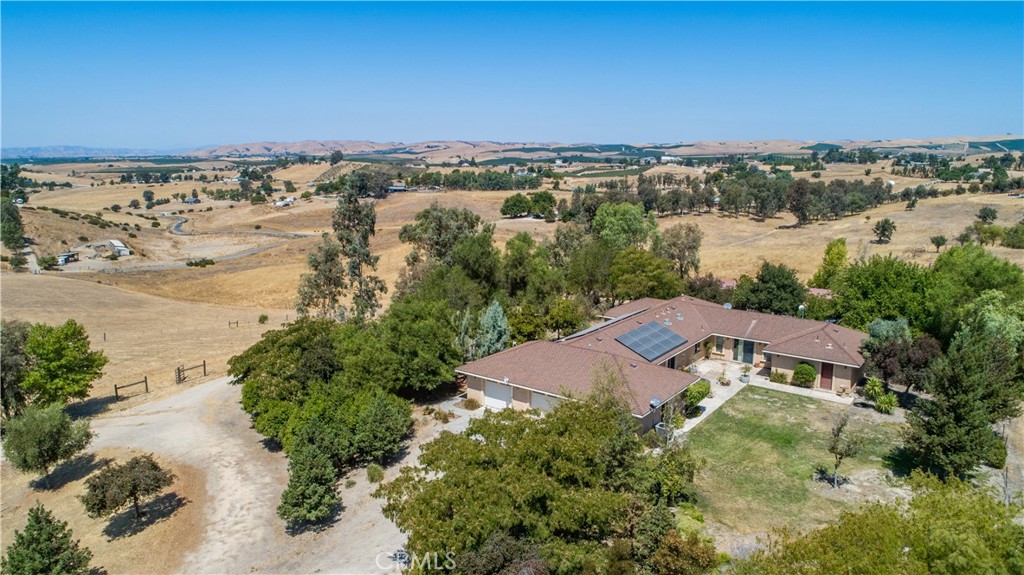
[2,2,1022,149]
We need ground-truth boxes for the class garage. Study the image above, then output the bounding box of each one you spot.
[484,380,513,410]
[529,391,560,413]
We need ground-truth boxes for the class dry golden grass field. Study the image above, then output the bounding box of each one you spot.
[0,273,289,401]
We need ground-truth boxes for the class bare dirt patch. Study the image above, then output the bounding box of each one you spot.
[1,448,206,575]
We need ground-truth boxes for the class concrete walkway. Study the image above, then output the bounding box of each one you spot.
[677,359,853,436]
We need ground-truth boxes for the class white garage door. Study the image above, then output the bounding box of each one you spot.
[529,391,560,413]
[484,380,513,410]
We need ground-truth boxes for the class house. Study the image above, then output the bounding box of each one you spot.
[184,197,201,205]
[108,239,131,257]
[457,340,700,432]
[594,296,866,394]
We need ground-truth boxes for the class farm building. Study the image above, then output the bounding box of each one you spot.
[457,296,867,430]
[108,239,132,257]
[56,252,79,265]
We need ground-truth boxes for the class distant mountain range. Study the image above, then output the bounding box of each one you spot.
[3,136,1020,162]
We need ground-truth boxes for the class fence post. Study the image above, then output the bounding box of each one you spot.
[114,384,119,401]
[202,360,207,377]
[144,375,149,393]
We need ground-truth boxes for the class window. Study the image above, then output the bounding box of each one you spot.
[694,343,699,353]
[666,356,676,369]
[715,336,724,353]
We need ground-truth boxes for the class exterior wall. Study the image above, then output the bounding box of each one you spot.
[466,375,485,405]
[769,355,860,395]
[637,406,665,433]
[512,386,531,410]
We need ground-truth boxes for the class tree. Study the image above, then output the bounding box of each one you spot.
[277,443,340,526]
[1,503,92,575]
[329,150,344,165]
[20,320,108,405]
[808,237,847,289]
[926,245,1024,344]
[398,204,482,265]
[591,202,657,250]
[655,223,703,278]
[376,378,701,572]
[1,201,25,250]
[905,329,1019,477]
[826,413,863,488]
[295,233,348,321]
[80,455,175,520]
[1,319,32,419]
[867,334,941,395]
[474,300,510,358]
[733,474,1024,574]
[1,404,93,488]
[650,530,718,575]
[831,255,933,331]
[976,206,998,224]
[128,199,141,209]
[929,234,947,252]
[872,217,896,243]
[733,261,807,316]
[546,297,587,339]
[567,239,618,305]
[380,294,461,391]
[500,193,532,217]
[332,189,386,321]
[141,189,155,203]
[610,248,683,303]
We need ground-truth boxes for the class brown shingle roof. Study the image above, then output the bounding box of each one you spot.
[455,340,700,417]
[566,296,867,367]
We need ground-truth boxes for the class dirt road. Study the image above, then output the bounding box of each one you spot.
[86,375,471,574]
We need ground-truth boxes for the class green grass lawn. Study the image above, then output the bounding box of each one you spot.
[687,386,906,535]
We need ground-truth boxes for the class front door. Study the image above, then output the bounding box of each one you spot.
[820,363,833,390]
[742,340,755,364]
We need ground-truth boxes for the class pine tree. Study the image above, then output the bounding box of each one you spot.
[2,503,92,575]
[277,444,339,526]
[906,333,1008,477]
[473,301,509,359]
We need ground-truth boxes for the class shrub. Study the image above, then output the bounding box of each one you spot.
[128,233,137,238]
[366,463,384,483]
[461,398,481,410]
[791,363,817,388]
[186,258,215,268]
[344,479,356,489]
[254,224,262,230]
[37,256,58,270]
[433,410,453,423]
[769,370,789,384]
[258,314,269,324]
[685,380,711,415]
[9,255,28,269]
[150,221,160,228]
[863,376,885,402]
[77,235,89,242]
[874,391,898,414]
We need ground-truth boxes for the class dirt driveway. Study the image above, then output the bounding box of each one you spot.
[87,376,468,574]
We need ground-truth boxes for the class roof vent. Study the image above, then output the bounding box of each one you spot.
[815,335,820,342]
[826,343,833,349]
[663,319,672,326]
[675,313,683,320]
[596,336,603,342]
[649,397,662,409]
[724,303,733,310]
[503,376,509,384]
[630,362,638,368]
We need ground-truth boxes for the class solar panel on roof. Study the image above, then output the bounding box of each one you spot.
[615,322,687,362]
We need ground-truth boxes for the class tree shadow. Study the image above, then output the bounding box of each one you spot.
[283,502,344,537]
[883,446,916,478]
[813,464,851,487]
[66,395,117,419]
[260,437,283,453]
[32,453,114,491]
[102,492,189,540]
